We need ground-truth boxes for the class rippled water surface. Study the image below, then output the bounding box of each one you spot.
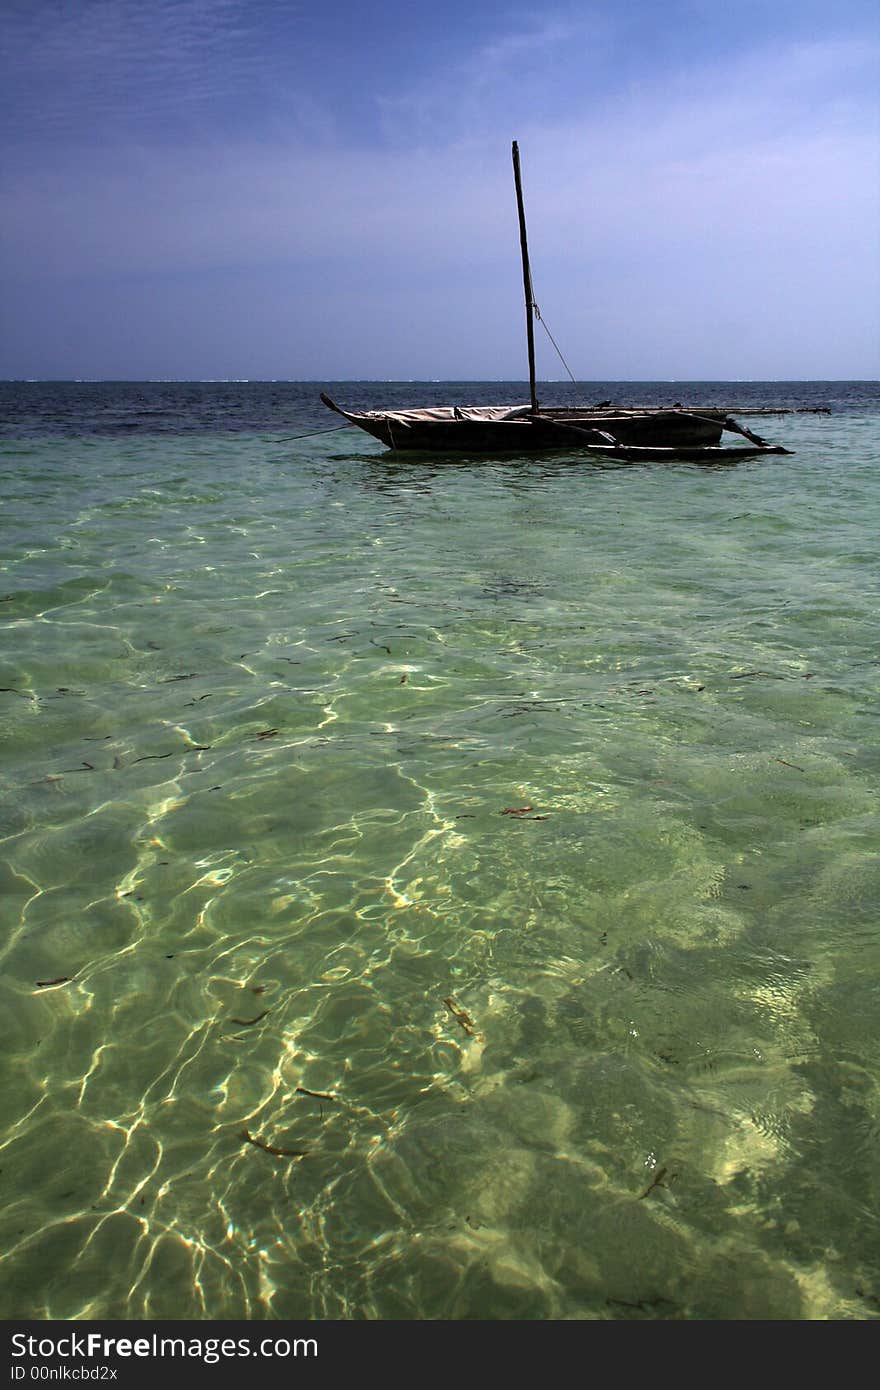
[1,381,878,1320]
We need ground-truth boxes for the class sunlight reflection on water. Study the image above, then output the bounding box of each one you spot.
[1,385,879,1319]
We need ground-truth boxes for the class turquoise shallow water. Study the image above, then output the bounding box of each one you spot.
[1,382,879,1320]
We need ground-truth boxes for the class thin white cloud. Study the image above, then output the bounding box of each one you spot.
[372,8,626,148]
[4,34,875,269]
[1,0,298,141]
[2,21,877,377]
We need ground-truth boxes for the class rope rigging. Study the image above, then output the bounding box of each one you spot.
[526,268,578,386]
[274,424,349,442]
[532,297,578,386]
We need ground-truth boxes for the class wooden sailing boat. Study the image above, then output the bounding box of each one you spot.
[320,143,792,461]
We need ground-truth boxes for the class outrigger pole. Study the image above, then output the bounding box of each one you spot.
[511,140,538,414]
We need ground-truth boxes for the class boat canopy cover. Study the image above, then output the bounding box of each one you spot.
[353,405,532,424]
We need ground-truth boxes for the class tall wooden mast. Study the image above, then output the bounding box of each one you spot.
[511,140,538,413]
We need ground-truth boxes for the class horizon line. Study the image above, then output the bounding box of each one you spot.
[2,377,877,386]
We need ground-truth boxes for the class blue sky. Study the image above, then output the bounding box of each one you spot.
[2,0,878,380]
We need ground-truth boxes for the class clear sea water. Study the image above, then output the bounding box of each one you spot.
[1,379,878,1321]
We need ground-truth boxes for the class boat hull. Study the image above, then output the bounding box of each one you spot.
[320,395,727,453]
